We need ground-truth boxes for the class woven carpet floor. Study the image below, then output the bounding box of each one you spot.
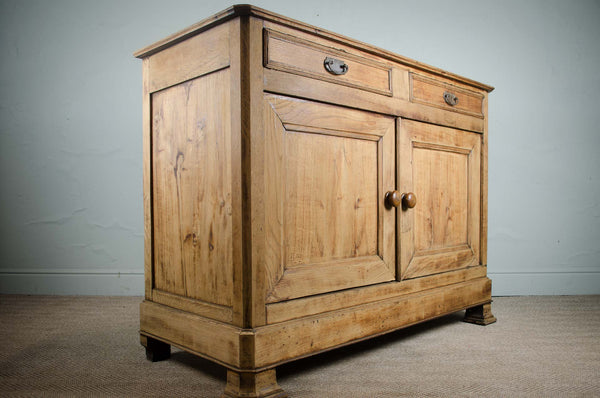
[1,295,599,397]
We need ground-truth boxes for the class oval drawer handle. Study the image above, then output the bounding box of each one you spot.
[324,57,348,75]
[443,91,459,106]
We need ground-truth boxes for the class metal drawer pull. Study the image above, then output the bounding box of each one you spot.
[324,57,348,75]
[443,91,459,106]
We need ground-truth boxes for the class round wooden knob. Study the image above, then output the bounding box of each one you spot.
[385,191,402,208]
[402,192,417,209]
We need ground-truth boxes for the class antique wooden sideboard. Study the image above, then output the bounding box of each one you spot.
[135,5,496,397]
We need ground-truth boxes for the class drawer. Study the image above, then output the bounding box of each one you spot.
[264,28,392,96]
[410,73,484,117]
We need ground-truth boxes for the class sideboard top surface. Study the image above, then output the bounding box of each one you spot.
[134,4,494,93]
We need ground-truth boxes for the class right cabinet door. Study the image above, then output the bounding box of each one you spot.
[398,119,481,280]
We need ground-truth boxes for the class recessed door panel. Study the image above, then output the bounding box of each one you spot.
[285,131,378,265]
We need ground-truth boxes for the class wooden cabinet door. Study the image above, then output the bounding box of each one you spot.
[398,119,481,279]
[264,94,396,303]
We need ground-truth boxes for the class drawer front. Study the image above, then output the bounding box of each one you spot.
[264,28,392,96]
[410,73,484,117]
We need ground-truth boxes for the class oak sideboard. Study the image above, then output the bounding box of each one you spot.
[135,5,496,397]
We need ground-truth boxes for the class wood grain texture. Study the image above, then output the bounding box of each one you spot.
[264,69,486,133]
[266,257,393,303]
[399,119,481,280]
[246,17,271,327]
[284,131,378,264]
[138,9,493,395]
[152,289,233,323]
[392,67,410,101]
[480,93,489,266]
[410,73,484,118]
[264,28,392,96]
[134,5,249,58]
[140,300,241,368]
[147,22,230,93]
[262,96,286,304]
[254,277,492,368]
[245,16,268,327]
[262,95,395,303]
[142,57,152,299]
[152,69,233,307]
[264,94,394,137]
[135,5,493,92]
[258,18,493,92]
[228,17,245,327]
[266,266,487,324]
[223,369,287,398]
[262,21,395,74]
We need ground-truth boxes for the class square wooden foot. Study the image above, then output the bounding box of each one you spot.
[140,334,171,362]
[222,369,287,398]
[463,302,497,325]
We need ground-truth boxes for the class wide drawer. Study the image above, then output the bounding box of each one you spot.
[264,28,392,96]
[410,73,484,118]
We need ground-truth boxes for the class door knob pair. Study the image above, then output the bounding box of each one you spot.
[385,191,416,209]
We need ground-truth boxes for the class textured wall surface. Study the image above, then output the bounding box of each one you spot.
[1,0,599,295]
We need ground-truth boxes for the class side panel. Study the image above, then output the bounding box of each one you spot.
[143,21,238,323]
[152,68,234,309]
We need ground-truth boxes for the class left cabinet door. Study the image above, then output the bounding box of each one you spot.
[263,94,396,303]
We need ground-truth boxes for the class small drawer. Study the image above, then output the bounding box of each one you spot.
[410,73,484,117]
[264,28,392,96]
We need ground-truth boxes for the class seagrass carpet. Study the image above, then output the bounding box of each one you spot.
[0,295,598,397]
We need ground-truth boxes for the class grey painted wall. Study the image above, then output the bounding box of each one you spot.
[1,0,599,296]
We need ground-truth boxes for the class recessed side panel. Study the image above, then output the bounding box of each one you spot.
[151,68,233,312]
